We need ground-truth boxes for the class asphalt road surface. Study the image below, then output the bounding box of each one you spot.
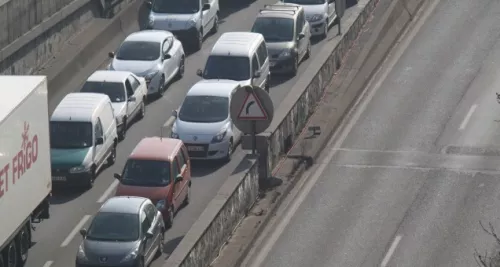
[28,1,357,266]
[244,0,500,267]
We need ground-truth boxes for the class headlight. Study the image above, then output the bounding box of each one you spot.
[171,131,179,139]
[76,244,88,260]
[211,130,227,143]
[279,50,292,58]
[69,166,88,173]
[120,247,139,262]
[156,199,166,210]
[188,18,197,27]
[308,14,324,22]
[145,71,159,82]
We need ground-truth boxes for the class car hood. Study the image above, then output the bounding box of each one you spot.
[82,239,139,263]
[174,119,229,138]
[111,102,126,118]
[51,148,91,168]
[115,183,170,201]
[302,3,327,16]
[111,60,160,77]
[267,42,295,57]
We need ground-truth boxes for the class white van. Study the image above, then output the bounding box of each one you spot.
[50,93,118,189]
[197,32,271,92]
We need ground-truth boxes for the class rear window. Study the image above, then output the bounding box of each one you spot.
[120,159,171,187]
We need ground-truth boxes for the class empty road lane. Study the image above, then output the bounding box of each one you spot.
[244,0,500,266]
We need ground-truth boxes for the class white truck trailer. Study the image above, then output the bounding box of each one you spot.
[0,76,51,267]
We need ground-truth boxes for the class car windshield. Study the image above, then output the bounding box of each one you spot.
[252,17,294,42]
[115,41,160,61]
[121,159,171,187]
[179,95,229,123]
[50,122,93,149]
[203,56,250,81]
[152,0,199,14]
[283,0,325,4]
[81,81,125,103]
[86,212,139,242]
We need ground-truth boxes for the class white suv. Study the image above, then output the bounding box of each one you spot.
[280,0,337,38]
[148,0,219,51]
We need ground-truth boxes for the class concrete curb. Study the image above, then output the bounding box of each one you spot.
[40,0,142,93]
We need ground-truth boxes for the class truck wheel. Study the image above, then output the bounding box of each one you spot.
[5,241,17,267]
[17,226,30,265]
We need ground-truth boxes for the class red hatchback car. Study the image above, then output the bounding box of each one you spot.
[114,137,191,227]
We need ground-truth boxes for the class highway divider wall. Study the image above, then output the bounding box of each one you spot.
[165,155,259,267]
[160,0,382,266]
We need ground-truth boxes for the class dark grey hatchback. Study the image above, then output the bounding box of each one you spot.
[76,196,165,267]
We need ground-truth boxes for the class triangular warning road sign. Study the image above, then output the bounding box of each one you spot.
[237,91,268,120]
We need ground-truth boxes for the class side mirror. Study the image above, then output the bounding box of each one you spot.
[145,231,154,238]
[80,228,87,237]
[196,69,203,77]
[175,174,183,183]
[108,52,115,58]
[298,33,305,39]
[95,137,104,145]
[253,70,261,78]
[202,3,210,10]
[114,173,122,180]
[128,96,136,102]
[163,54,171,60]
[171,109,178,118]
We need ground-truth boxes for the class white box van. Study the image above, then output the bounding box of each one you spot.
[50,93,118,189]
[197,32,271,92]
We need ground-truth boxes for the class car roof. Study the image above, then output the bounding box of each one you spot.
[124,30,173,43]
[258,3,301,19]
[129,137,183,162]
[187,80,240,97]
[87,70,132,83]
[100,196,148,214]
[51,93,110,122]
[211,32,264,57]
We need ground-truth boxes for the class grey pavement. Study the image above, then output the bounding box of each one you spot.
[26,0,356,266]
[247,0,500,266]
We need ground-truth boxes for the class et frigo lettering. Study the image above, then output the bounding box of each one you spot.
[0,122,39,199]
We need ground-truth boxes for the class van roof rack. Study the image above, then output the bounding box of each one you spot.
[264,4,300,9]
[259,9,297,15]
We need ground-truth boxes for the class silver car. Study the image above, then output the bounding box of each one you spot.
[251,3,311,76]
[108,30,185,97]
[76,196,165,267]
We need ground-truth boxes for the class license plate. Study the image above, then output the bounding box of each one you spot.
[52,176,67,181]
[187,146,204,152]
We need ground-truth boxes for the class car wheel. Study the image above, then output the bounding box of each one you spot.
[291,56,298,76]
[137,257,145,267]
[138,101,146,119]
[157,75,165,97]
[265,76,270,92]
[210,14,219,34]
[107,144,116,165]
[5,240,17,267]
[165,205,174,229]
[321,20,328,39]
[86,167,96,189]
[176,56,185,79]
[223,139,233,163]
[193,29,203,51]
[183,184,191,206]
[118,119,127,141]
[305,42,311,60]
[17,225,30,265]
[156,232,164,257]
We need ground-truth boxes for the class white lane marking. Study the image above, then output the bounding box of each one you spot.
[42,261,54,267]
[381,235,402,267]
[459,104,477,130]
[249,0,442,265]
[61,215,91,247]
[97,179,119,203]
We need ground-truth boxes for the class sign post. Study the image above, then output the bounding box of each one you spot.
[335,0,346,35]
